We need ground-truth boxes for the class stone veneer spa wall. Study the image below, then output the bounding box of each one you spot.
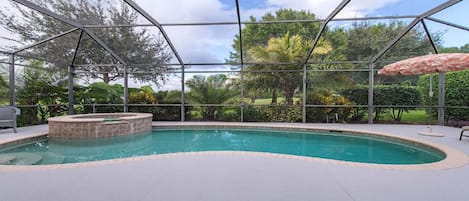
[48,113,152,138]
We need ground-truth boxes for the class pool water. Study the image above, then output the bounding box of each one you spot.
[0,128,445,165]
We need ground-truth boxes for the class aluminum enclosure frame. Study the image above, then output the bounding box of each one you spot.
[0,0,467,125]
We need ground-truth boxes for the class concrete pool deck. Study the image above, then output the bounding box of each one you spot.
[0,122,469,201]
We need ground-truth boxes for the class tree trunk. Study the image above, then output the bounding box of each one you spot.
[103,72,110,83]
[250,96,256,103]
[271,90,277,104]
[284,79,295,105]
[204,106,216,121]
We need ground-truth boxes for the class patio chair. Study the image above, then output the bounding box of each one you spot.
[460,126,469,141]
[0,106,21,133]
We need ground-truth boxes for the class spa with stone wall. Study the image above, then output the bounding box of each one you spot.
[48,113,152,138]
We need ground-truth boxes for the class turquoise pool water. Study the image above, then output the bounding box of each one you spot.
[0,128,445,165]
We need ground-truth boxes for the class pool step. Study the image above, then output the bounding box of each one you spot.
[0,154,16,165]
[40,152,65,164]
[0,152,66,165]
[0,153,42,165]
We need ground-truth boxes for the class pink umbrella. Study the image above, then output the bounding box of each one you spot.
[378,53,469,76]
[378,53,469,137]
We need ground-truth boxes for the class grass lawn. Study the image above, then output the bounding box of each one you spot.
[252,97,301,105]
[400,110,432,124]
[369,109,435,124]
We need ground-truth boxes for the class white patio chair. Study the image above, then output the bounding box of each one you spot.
[0,106,21,133]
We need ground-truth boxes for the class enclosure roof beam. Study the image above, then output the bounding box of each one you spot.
[12,0,83,28]
[72,60,370,68]
[425,17,469,32]
[420,20,439,54]
[303,0,350,65]
[71,30,85,66]
[81,15,419,28]
[13,28,80,54]
[13,53,60,64]
[123,0,184,66]
[0,50,12,55]
[371,0,462,63]
[11,0,127,65]
[234,0,244,65]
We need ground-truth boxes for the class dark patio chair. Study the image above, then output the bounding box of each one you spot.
[0,106,21,133]
[460,126,469,141]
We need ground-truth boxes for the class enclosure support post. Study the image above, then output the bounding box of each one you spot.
[240,66,244,122]
[68,30,83,115]
[124,65,129,112]
[9,53,15,106]
[302,64,307,123]
[368,63,375,124]
[438,72,445,125]
[235,0,244,122]
[181,64,185,122]
[68,65,74,115]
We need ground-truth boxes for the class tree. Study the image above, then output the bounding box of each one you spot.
[229,9,352,105]
[74,82,124,113]
[15,60,68,125]
[228,9,322,63]
[0,0,172,85]
[243,73,280,104]
[0,67,8,104]
[248,33,336,105]
[346,21,441,85]
[185,74,238,120]
[439,43,469,53]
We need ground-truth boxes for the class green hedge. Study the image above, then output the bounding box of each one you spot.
[342,84,421,121]
[418,70,469,121]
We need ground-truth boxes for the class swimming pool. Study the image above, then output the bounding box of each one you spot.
[0,127,445,165]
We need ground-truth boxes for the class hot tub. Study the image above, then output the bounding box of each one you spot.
[48,113,152,138]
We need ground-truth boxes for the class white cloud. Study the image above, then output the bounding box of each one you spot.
[337,0,401,18]
[265,0,343,18]
[0,2,24,51]
[134,0,238,64]
[163,25,238,64]
[258,0,401,18]
[134,0,236,23]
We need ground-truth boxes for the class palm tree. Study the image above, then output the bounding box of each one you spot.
[244,71,280,104]
[186,74,239,120]
[248,33,323,105]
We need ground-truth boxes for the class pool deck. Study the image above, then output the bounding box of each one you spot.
[1,122,469,201]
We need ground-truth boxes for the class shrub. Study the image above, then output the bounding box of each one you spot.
[307,91,354,122]
[220,108,240,122]
[342,84,421,121]
[341,85,368,121]
[374,85,421,121]
[418,71,469,121]
[265,104,302,122]
[242,105,267,122]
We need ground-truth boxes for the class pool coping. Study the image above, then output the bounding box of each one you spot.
[0,122,468,171]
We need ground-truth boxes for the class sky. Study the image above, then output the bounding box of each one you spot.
[129,0,468,67]
[0,0,468,91]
